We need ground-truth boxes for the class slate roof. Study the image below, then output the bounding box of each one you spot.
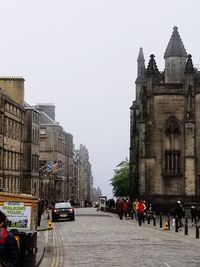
[164,26,187,58]
[39,111,59,125]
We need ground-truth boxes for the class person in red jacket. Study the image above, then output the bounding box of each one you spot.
[116,198,127,220]
[137,199,145,226]
[0,211,20,267]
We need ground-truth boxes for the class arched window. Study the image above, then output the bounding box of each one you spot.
[164,116,181,175]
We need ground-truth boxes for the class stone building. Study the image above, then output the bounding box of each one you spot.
[22,103,40,196]
[0,77,25,193]
[130,26,200,207]
[35,103,74,202]
[77,144,93,203]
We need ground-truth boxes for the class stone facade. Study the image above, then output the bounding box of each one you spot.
[130,26,200,206]
[22,103,40,196]
[76,144,93,202]
[35,103,74,202]
[0,78,25,193]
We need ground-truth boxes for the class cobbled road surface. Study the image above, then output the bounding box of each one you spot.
[53,208,200,267]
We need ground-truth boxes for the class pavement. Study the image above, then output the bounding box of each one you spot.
[36,210,54,267]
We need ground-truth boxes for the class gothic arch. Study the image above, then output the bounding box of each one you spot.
[164,116,181,175]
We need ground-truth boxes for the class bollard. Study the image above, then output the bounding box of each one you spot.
[175,216,179,232]
[184,216,188,235]
[160,213,162,228]
[153,213,156,226]
[167,215,170,231]
[46,209,50,220]
[147,213,150,224]
[196,223,199,239]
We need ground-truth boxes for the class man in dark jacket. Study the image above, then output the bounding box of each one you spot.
[0,211,20,267]
[174,200,185,230]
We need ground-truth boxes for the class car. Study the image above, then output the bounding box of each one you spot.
[52,202,75,222]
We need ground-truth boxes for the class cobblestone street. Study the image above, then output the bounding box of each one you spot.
[51,208,200,267]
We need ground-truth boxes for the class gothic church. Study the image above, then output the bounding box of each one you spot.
[130,26,200,207]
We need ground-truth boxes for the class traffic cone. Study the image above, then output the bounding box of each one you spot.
[48,220,53,230]
[164,221,169,230]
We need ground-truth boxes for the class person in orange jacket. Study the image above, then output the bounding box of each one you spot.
[137,199,145,226]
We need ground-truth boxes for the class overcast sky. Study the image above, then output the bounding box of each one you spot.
[0,1,200,198]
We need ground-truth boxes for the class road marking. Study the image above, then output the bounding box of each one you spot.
[164,263,172,267]
[50,256,56,267]
[45,230,48,243]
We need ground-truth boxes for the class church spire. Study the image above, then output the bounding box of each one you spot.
[136,47,146,83]
[185,54,195,73]
[137,47,145,62]
[164,26,187,59]
[146,54,159,74]
[164,26,187,83]
[135,47,146,100]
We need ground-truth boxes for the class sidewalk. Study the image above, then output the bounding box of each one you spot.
[127,214,199,240]
[36,213,53,267]
[106,209,200,240]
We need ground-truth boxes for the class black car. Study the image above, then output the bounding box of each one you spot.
[52,202,75,222]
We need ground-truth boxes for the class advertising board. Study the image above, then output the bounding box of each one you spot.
[0,193,38,231]
[0,201,31,230]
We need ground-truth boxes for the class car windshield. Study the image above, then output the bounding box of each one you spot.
[55,202,71,208]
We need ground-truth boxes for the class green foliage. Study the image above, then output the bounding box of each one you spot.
[110,159,130,197]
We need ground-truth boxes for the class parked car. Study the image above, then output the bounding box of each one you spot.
[52,202,75,222]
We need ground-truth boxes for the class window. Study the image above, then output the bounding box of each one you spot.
[165,151,180,174]
[40,128,46,135]
[164,116,181,176]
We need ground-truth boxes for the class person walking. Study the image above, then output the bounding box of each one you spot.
[174,200,185,230]
[0,211,20,267]
[116,198,126,220]
[137,199,145,226]
[132,199,138,220]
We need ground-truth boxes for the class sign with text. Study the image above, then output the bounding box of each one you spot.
[0,201,31,230]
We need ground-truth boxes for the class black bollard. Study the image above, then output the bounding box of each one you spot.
[184,216,188,235]
[160,213,162,228]
[147,213,150,224]
[196,223,199,239]
[167,216,170,231]
[175,216,179,232]
[153,213,156,226]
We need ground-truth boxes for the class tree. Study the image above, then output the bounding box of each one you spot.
[110,159,130,197]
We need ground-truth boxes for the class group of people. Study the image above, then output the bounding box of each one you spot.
[115,198,190,230]
[116,198,148,225]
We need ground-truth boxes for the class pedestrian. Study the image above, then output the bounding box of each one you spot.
[126,199,133,219]
[137,199,145,226]
[174,200,185,230]
[132,199,138,220]
[116,198,126,220]
[0,210,20,267]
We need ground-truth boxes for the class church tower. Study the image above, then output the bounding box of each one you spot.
[164,26,187,83]
[130,27,200,209]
